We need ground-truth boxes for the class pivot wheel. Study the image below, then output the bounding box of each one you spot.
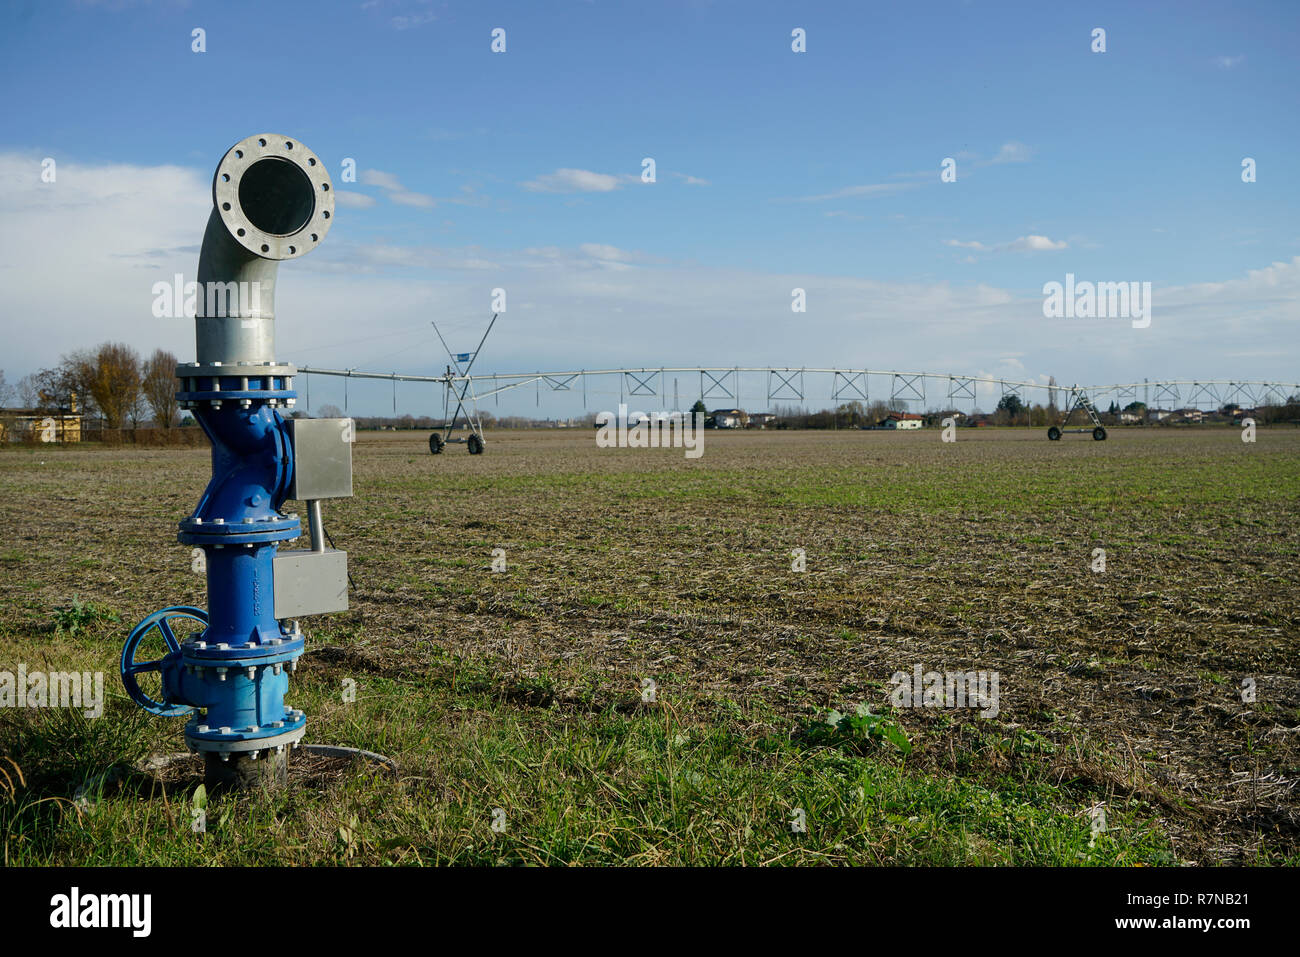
[121,606,207,717]
[1093,426,1107,441]
[1047,426,1062,441]
[467,433,484,455]
[429,433,445,454]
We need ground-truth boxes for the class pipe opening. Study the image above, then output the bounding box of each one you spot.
[238,157,315,236]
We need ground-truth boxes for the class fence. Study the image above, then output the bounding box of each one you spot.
[81,425,206,447]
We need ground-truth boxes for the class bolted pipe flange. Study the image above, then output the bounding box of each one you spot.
[212,134,335,262]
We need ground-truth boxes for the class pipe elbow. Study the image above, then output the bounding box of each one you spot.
[194,134,335,368]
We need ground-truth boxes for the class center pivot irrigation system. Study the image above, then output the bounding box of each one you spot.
[426,312,498,456]
[296,365,1300,450]
[1047,388,1107,442]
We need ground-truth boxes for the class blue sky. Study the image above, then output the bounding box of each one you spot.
[1,0,1297,416]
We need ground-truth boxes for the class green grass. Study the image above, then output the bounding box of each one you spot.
[50,596,119,637]
[0,648,1178,866]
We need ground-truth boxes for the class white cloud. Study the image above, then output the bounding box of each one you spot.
[388,190,436,208]
[357,169,435,209]
[578,243,636,262]
[671,172,710,186]
[391,11,436,30]
[1003,234,1066,252]
[364,0,437,30]
[1163,256,1300,307]
[359,169,403,191]
[0,151,208,375]
[337,242,500,272]
[797,143,1031,202]
[521,168,638,193]
[336,191,377,209]
[796,182,914,202]
[1214,55,1245,69]
[945,235,1066,254]
[988,141,1032,164]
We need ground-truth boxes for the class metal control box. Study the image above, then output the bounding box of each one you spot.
[287,417,353,500]
[273,548,349,618]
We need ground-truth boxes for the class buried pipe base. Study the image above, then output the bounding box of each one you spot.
[140,742,395,792]
[203,746,397,791]
[189,726,304,792]
[204,749,288,791]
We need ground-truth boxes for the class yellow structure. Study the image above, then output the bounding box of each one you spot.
[0,409,83,443]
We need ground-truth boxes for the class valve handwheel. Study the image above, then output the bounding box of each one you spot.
[120,606,208,717]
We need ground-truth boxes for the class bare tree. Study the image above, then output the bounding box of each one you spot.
[15,373,40,408]
[867,399,893,422]
[85,342,142,429]
[142,349,180,428]
[0,370,13,407]
[835,400,867,428]
[32,350,97,415]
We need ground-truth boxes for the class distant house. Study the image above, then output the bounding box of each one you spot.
[747,412,776,429]
[709,409,746,429]
[1119,411,1143,424]
[880,412,924,430]
[1175,408,1205,423]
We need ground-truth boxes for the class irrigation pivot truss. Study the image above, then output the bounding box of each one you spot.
[296,366,1300,415]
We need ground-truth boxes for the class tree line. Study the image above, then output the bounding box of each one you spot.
[1,343,180,429]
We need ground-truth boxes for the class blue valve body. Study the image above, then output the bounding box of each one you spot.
[122,376,309,755]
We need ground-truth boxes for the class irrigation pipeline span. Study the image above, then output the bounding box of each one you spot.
[295,366,1300,412]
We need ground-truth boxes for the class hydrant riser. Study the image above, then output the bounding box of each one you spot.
[120,133,340,787]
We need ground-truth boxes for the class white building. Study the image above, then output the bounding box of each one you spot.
[881,412,924,430]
